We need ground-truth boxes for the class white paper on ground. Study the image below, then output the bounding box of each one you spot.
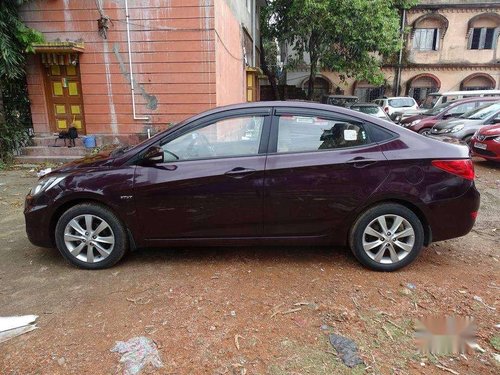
[0,315,38,343]
[0,315,38,332]
[0,325,38,344]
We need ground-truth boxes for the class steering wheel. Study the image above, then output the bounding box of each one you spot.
[186,133,215,158]
[163,149,179,160]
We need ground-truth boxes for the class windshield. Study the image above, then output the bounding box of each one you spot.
[460,102,500,120]
[388,98,415,108]
[420,95,440,109]
[351,106,383,115]
[424,101,454,116]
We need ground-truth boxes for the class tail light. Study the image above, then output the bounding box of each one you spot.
[431,159,474,180]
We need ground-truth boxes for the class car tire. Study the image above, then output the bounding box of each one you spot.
[55,203,128,269]
[418,129,430,136]
[349,203,424,272]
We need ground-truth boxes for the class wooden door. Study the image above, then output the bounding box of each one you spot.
[44,64,86,134]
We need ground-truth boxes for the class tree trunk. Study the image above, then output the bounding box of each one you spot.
[259,38,281,100]
[0,81,5,126]
[307,55,317,101]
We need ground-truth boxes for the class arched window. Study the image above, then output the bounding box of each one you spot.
[407,74,441,103]
[353,81,385,103]
[467,13,500,50]
[411,13,449,51]
[302,76,331,101]
[461,73,496,91]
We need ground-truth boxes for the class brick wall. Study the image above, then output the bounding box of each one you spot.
[21,0,222,136]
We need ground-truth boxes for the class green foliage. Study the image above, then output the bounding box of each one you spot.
[0,0,43,163]
[267,0,417,98]
[0,0,43,80]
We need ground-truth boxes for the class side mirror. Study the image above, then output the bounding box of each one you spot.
[442,113,456,119]
[142,146,163,165]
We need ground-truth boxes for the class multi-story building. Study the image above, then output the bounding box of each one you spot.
[19,0,262,156]
[284,0,500,103]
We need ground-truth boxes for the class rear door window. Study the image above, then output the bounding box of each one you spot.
[276,115,370,153]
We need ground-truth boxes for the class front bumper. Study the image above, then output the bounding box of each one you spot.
[470,138,500,161]
[24,193,56,248]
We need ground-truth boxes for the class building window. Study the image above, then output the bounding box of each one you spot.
[413,28,439,51]
[469,28,496,49]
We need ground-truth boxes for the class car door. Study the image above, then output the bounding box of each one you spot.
[133,108,271,240]
[263,107,390,237]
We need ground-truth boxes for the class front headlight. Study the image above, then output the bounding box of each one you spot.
[30,175,67,196]
[408,119,421,127]
[450,124,464,133]
[494,136,500,143]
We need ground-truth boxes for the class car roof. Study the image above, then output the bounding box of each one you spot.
[385,97,415,100]
[447,96,500,105]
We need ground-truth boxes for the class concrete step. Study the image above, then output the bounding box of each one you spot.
[32,136,86,147]
[14,155,82,164]
[20,146,88,157]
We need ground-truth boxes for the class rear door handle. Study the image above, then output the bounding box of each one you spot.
[224,167,257,178]
[346,157,378,168]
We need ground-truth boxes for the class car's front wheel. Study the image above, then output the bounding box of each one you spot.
[418,128,430,136]
[55,203,128,269]
[349,203,424,271]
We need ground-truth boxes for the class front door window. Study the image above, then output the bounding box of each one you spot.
[161,116,264,162]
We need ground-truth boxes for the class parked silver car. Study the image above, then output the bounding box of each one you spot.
[429,102,500,143]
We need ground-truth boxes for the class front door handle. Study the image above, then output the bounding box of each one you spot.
[346,157,378,168]
[224,167,257,178]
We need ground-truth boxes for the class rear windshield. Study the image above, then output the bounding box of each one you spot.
[461,102,500,120]
[388,98,415,108]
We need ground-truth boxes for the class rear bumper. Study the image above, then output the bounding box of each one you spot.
[427,184,480,242]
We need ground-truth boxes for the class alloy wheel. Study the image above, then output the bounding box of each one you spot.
[362,214,415,264]
[63,214,115,263]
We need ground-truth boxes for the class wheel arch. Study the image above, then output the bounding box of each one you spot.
[49,198,135,248]
[349,198,432,246]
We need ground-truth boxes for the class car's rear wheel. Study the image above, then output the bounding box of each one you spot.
[55,203,128,269]
[418,129,430,136]
[349,203,424,271]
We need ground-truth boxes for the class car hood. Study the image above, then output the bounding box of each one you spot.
[433,118,482,130]
[479,124,500,136]
[401,114,425,124]
[54,148,116,173]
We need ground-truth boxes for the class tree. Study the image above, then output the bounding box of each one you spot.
[269,0,416,100]
[0,0,43,164]
[260,1,281,100]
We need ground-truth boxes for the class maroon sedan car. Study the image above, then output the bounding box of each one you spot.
[401,97,499,135]
[24,102,479,271]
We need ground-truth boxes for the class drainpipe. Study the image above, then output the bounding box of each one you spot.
[125,0,148,120]
[252,0,256,67]
[395,8,406,96]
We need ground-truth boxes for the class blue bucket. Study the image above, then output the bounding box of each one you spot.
[82,135,96,148]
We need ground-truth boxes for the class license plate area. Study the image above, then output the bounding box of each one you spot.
[474,142,487,150]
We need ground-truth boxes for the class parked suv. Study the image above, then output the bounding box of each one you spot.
[400,97,500,136]
[373,97,418,120]
[25,102,479,272]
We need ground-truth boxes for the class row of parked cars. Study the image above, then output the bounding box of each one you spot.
[321,92,500,162]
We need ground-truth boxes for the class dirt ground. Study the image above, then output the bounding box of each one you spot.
[0,159,498,375]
